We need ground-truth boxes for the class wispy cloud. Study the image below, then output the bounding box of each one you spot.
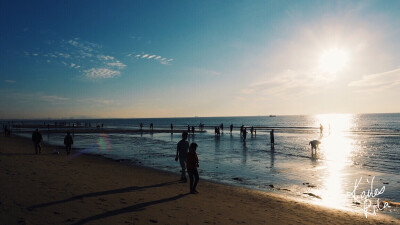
[24,38,126,79]
[348,68,400,92]
[77,98,114,105]
[40,95,69,102]
[130,52,174,65]
[240,69,323,98]
[84,68,120,79]
[107,61,126,69]
[4,80,16,83]
[0,90,69,103]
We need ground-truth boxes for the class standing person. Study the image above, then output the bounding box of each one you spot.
[191,126,195,135]
[175,132,189,182]
[243,128,247,141]
[250,126,254,136]
[220,123,224,134]
[170,123,173,133]
[187,143,199,194]
[150,123,153,131]
[230,124,233,133]
[270,129,275,149]
[32,129,43,154]
[140,122,143,131]
[64,132,73,155]
[320,123,324,136]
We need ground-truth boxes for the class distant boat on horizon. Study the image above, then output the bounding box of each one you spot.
[269,115,276,117]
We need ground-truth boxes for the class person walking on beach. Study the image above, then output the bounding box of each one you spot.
[191,126,195,135]
[187,143,199,194]
[170,123,173,133]
[150,123,153,131]
[175,132,189,182]
[220,123,224,134]
[230,124,233,134]
[64,132,73,155]
[32,129,43,154]
[270,129,275,149]
[140,123,143,131]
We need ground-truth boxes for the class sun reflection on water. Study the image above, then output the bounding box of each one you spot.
[314,114,357,208]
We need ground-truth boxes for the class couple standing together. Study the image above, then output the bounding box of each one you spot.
[175,132,199,194]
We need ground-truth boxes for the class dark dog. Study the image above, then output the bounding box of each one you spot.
[309,140,321,153]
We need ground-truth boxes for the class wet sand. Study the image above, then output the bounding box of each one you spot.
[0,134,398,225]
[13,128,206,134]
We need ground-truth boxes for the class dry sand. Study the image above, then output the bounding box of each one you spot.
[0,134,398,225]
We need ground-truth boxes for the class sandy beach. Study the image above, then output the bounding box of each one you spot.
[0,134,398,225]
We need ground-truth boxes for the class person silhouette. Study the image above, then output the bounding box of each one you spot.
[187,143,199,194]
[64,131,74,155]
[230,124,233,133]
[32,129,43,154]
[270,129,275,149]
[175,132,189,182]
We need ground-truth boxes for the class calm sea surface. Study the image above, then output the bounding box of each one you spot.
[10,113,400,218]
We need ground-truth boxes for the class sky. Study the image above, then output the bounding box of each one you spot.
[1,0,400,119]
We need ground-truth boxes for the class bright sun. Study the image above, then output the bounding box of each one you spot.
[319,49,349,74]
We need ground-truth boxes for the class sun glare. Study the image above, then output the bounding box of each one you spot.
[319,49,349,74]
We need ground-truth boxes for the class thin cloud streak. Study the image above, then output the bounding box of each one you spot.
[348,68,400,91]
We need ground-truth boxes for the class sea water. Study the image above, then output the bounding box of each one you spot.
[11,113,400,218]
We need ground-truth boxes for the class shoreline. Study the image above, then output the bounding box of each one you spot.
[1,133,398,224]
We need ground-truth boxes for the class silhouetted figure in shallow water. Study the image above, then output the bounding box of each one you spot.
[230,124,233,133]
[170,123,173,133]
[270,129,275,149]
[64,131,73,155]
[243,128,247,141]
[187,143,199,194]
[32,129,43,154]
[220,123,224,134]
[175,132,189,182]
[309,140,321,155]
[320,123,324,136]
[140,123,143,131]
[187,125,190,133]
[191,126,195,135]
[250,126,254,136]
[150,123,153,131]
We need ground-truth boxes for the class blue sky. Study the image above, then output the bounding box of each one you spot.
[1,0,400,119]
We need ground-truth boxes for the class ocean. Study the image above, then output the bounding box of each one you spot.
[8,113,400,218]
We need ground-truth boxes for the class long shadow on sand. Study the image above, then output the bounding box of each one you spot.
[28,180,180,210]
[72,193,190,225]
